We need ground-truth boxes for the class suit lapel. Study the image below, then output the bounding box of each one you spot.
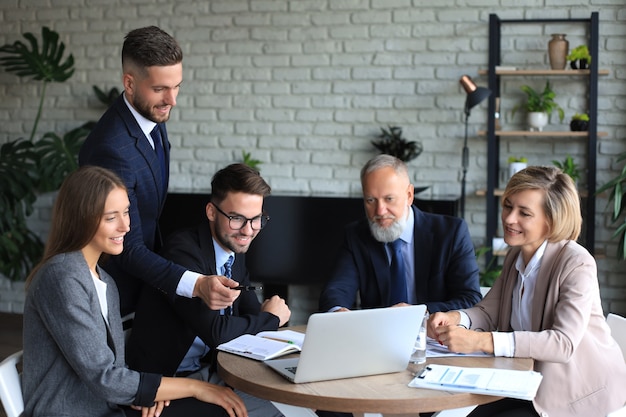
[116,96,168,204]
[411,207,432,302]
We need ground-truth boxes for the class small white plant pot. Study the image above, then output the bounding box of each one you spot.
[527,112,548,131]
[509,162,527,178]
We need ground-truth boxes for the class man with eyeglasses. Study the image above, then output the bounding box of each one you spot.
[127,163,294,417]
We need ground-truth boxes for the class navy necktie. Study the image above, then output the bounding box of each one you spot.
[388,239,408,305]
[150,125,167,194]
[222,255,234,315]
[223,255,234,279]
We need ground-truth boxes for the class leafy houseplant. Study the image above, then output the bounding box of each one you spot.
[0,27,75,142]
[597,151,626,260]
[552,155,580,183]
[475,246,502,287]
[567,45,591,70]
[570,113,590,132]
[507,156,528,178]
[0,27,87,281]
[241,151,262,172]
[511,81,565,126]
[372,125,423,163]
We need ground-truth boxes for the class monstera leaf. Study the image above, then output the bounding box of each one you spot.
[0,138,43,281]
[0,26,74,82]
[35,126,88,192]
[0,27,75,141]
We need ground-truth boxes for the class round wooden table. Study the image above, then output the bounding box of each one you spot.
[218,345,533,416]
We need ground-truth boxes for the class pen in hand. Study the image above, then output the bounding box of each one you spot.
[232,285,262,291]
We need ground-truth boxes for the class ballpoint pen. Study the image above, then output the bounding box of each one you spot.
[232,285,263,291]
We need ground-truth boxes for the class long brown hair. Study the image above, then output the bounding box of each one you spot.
[26,166,127,287]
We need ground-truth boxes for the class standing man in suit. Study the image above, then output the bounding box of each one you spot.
[126,163,296,417]
[319,154,482,313]
[80,26,238,316]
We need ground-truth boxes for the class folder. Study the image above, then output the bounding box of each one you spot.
[408,364,543,401]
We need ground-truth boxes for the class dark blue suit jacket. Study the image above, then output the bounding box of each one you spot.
[79,93,185,315]
[319,206,482,313]
[126,221,279,375]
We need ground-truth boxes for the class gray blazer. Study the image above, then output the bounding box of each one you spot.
[23,251,160,417]
[466,240,626,417]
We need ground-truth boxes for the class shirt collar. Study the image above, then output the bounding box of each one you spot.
[212,238,234,273]
[515,239,548,276]
[123,92,157,142]
[399,205,414,245]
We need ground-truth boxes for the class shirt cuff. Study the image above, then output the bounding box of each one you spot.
[176,271,202,298]
[458,310,471,328]
[492,331,515,357]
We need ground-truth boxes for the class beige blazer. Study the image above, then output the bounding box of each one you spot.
[465,240,626,417]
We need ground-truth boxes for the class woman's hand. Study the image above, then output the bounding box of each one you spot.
[427,311,460,339]
[432,324,494,355]
[129,400,170,417]
[194,383,248,417]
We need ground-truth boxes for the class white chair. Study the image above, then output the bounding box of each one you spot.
[0,350,24,417]
[607,313,626,362]
[432,405,477,417]
[271,401,317,417]
[606,313,626,416]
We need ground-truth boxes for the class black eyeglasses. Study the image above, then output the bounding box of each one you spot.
[212,204,270,231]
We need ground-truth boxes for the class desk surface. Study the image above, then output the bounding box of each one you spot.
[217,331,533,416]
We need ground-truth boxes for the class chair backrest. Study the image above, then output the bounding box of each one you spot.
[607,313,626,363]
[0,350,24,417]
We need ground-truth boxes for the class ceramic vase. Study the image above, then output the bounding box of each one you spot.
[527,112,548,131]
[509,162,527,179]
[548,34,569,70]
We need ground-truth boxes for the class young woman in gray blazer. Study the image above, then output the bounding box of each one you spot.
[22,166,247,417]
[428,166,626,417]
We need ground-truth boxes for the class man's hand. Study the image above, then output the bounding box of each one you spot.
[193,275,240,310]
[261,295,291,326]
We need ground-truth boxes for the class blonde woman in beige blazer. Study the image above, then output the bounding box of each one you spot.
[429,166,626,417]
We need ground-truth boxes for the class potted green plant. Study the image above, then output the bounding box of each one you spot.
[552,155,580,183]
[0,27,85,281]
[475,246,503,288]
[372,125,423,162]
[570,113,590,132]
[508,156,528,178]
[511,81,565,131]
[597,151,626,260]
[241,150,262,172]
[567,45,591,70]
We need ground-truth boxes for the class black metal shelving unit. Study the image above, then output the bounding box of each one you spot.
[484,12,603,262]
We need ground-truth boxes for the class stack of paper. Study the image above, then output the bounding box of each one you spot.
[408,364,543,401]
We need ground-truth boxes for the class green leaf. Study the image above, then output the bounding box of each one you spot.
[0,26,75,83]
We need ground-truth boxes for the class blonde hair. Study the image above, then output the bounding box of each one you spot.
[502,166,581,241]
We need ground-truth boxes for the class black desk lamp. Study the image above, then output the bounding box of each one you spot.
[459,75,491,219]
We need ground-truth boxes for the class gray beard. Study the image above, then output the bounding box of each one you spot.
[368,210,408,243]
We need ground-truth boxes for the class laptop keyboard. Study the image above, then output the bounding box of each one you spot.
[286,366,298,374]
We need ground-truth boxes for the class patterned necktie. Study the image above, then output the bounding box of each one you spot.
[388,239,408,305]
[223,255,234,279]
[222,255,234,315]
[150,125,167,194]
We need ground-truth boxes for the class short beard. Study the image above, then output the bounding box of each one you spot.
[368,210,408,243]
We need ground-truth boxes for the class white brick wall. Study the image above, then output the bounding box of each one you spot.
[1,1,625,319]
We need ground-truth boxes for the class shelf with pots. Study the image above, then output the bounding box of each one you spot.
[481,13,606,261]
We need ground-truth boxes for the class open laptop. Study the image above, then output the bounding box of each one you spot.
[265,304,426,383]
